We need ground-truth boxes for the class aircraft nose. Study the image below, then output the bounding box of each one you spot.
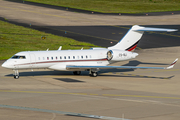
[1,61,8,68]
[1,61,12,69]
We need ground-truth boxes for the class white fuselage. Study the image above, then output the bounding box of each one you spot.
[2,49,138,71]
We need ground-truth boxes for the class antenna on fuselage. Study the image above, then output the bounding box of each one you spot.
[58,46,62,50]
[46,48,49,51]
[81,47,83,50]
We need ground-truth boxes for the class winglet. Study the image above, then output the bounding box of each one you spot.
[166,58,178,69]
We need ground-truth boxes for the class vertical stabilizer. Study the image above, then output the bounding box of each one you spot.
[108,25,177,51]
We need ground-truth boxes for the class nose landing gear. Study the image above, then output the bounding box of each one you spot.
[13,70,19,79]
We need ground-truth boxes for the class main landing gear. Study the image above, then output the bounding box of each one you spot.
[89,69,98,77]
[13,70,19,79]
[89,71,98,77]
[73,71,81,75]
[73,70,98,77]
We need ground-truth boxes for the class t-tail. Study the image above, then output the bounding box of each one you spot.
[108,25,177,51]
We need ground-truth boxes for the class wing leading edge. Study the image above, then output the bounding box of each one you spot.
[66,58,178,70]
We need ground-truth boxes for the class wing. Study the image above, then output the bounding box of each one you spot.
[66,58,178,70]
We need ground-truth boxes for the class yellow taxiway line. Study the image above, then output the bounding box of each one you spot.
[0,90,180,100]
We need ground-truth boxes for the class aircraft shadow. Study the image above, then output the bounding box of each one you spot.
[54,78,84,83]
[98,74,174,80]
[5,71,74,77]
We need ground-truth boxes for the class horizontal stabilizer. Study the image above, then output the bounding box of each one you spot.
[133,26,178,32]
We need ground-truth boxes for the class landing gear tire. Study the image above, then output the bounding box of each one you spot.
[90,72,98,77]
[73,71,81,75]
[14,75,19,79]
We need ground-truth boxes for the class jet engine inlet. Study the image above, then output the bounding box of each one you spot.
[107,50,113,61]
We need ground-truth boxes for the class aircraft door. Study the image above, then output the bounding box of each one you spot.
[29,53,36,68]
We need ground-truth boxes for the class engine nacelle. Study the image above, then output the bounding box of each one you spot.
[107,49,138,61]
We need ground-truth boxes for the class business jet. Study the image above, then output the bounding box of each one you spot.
[1,25,178,79]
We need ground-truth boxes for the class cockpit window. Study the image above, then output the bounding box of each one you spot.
[11,56,19,59]
[19,56,26,59]
[11,55,26,59]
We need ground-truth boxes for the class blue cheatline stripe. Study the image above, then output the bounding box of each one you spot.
[0,104,130,120]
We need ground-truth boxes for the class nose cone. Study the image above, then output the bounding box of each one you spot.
[1,60,12,69]
[2,61,8,68]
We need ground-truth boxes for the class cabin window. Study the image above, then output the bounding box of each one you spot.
[64,56,66,59]
[47,57,49,60]
[56,57,58,60]
[38,57,40,60]
[68,56,70,59]
[89,55,92,58]
[51,57,53,60]
[77,56,79,59]
[86,56,88,58]
[60,56,62,59]
[81,56,83,59]
[43,57,45,60]
[73,56,75,59]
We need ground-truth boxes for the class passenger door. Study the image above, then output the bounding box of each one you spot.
[29,53,36,68]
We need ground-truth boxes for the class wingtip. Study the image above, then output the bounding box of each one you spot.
[166,58,178,69]
[167,29,178,32]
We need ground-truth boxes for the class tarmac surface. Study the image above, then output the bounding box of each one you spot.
[0,0,180,120]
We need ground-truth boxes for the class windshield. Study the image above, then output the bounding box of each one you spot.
[11,55,26,59]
